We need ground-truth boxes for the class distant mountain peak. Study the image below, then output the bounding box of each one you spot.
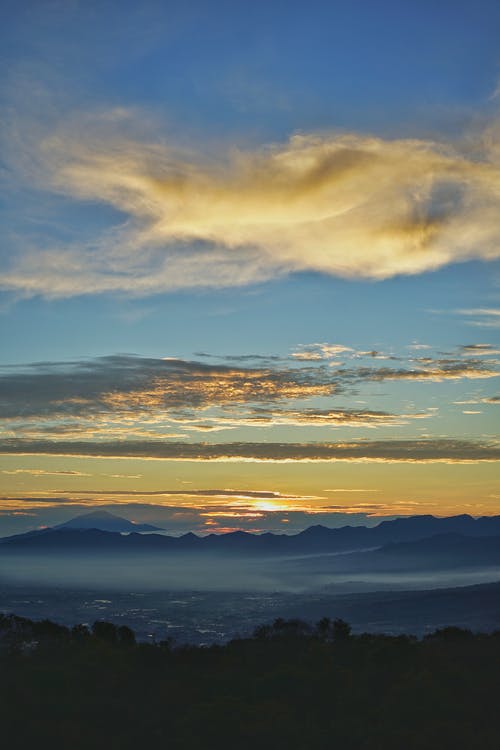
[55,511,164,534]
[299,524,330,534]
[74,510,120,520]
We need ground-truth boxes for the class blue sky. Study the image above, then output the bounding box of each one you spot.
[0,0,499,535]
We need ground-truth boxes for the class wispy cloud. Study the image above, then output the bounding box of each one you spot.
[291,343,353,361]
[1,488,320,507]
[340,361,498,382]
[460,343,500,356]
[2,113,500,297]
[489,78,500,101]
[0,468,90,476]
[453,396,499,405]
[161,406,434,431]
[456,309,500,328]
[458,309,500,317]
[323,488,380,493]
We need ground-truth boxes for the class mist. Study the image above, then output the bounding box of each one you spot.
[2,549,499,594]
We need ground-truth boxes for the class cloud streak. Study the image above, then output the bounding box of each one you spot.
[457,309,500,329]
[2,115,500,297]
[0,468,90,476]
[0,438,497,463]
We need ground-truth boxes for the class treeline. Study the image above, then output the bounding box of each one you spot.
[1,613,499,749]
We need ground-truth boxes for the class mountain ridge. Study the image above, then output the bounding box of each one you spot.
[2,513,500,557]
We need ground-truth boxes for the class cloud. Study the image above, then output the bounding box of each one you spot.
[24,488,319,502]
[0,353,495,443]
[340,360,498,382]
[195,406,433,429]
[0,355,337,422]
[458,310,500,318]
[0,438,497,463]
[0,468,90,476]
[324,488,380,493]
[453,396,499,405]
[1,353,495,420]
[291,343,353,360]
[2,115,500,297]
[291,343,398,362]
[490,78,500,101]
[455,309,500,329]
[460,344,500,356]
[107,473,143,479]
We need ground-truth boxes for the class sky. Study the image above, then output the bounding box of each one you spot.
[0,0,499,536]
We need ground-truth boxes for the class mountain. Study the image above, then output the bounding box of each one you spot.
[377,533,500,567]
[1,514,500,557]
[284,581,500,634]
[54,510,164,534]
[0,528,171,551]
[272,532,500,578]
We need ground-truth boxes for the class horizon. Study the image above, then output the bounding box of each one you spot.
[3,506,499,541]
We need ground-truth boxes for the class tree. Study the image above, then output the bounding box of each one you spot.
[117,625,136,646]
[71,623,90,640]
[316,617,332,640]
[332,618,351,642]
[92,620,118,644]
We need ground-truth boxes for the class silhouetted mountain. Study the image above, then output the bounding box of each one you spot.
[1,514,500,557]
[377,533,500,566]
[0,528,173,552]
[282,581,500,634]
[55,510,164,533]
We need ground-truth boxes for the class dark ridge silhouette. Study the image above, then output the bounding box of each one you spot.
[2,513,500,556]
[377,533,500,565]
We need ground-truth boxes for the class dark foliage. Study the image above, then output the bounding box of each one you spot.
[1,613,499,749]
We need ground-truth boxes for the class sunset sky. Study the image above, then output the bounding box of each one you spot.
[1,0,499,536]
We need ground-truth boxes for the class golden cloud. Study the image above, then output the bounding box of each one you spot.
[2,116,500,296]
